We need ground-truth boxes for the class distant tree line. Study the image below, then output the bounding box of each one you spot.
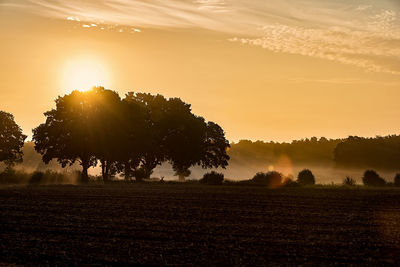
[32,87,230,182]
[229,136,400,170]
[334,135,400,169]
[229,138,341,166]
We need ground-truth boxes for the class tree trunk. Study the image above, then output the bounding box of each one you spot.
[81,158,89,183]
[101,159,109,182]
[124,163,131,181]
[178,174,185,182]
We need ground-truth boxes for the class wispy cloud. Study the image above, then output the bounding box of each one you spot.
[2,0,400,74]
[230,11,400,75]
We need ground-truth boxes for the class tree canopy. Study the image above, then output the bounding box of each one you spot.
[32,87,230,182]
[0,111,27,167]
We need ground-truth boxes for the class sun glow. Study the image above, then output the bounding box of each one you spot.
[62,58,110,93]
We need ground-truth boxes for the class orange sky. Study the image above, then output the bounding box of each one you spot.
[1,1,400,142]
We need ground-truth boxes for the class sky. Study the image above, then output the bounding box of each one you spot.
[1,0,400,142]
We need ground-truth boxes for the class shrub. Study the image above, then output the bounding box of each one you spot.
[362,170,386,186]
[394,173,400,187]
[297,169,315,186]
[0,168,29,184]
[200,171,224,185]
[343,176,356,186]
[252,171,282,188]
[282,177,299,187]
[29,171,44,184]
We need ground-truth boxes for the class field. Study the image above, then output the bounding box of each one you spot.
[1,184,400,265]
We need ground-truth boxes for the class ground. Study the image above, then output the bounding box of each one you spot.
[1,184,400,265]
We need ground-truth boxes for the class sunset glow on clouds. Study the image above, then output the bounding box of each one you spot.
[3,0,400,74]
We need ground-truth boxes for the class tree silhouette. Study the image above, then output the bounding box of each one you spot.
[33,88,230,182]
[0,111,27,168]
[88,88,125,181]
[119,93,148,180]
[122,93,169,181]
[32,88,110,182]
[164,100,230,181]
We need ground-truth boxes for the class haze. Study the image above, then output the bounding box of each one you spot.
[1,0,400,142]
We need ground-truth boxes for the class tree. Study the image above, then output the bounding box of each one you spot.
[122,93,170,181]
[0,111,27,168]
[163,99,206,181]
[88,88,125,181]
[297,169,315,186]
[32,87,112,182]
[123,93,230,182]
[164,101,230,181]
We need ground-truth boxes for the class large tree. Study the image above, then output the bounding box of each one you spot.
[32,87,119,182]
[122,93,170,180]
[33,88,230,182]
[0,111,27,168]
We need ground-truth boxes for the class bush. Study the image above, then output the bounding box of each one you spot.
[297,169,315,186]
[282,177,299,187]
[394,173,400,187]
[200,171,224,185]
[252,171,282,188]
[362,170,386,186]
[0,168,29,184]
[343,176,356,186]
[29,171,44,184]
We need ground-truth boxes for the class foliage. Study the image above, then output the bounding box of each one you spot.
[342,176,356,186]
[297,169,315,186]
[362,170,386,187]
[199,171,224,185]
[0,111,27,167]
[252,171,283,188]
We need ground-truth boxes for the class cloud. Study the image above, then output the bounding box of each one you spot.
[3,0,400,74]
[229,6,400,75]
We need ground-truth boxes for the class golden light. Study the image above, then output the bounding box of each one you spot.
[61,57,110,93]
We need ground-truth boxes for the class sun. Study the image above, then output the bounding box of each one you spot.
[62,57,110,93]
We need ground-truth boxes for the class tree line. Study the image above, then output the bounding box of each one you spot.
[0,87,230,182]
[230,136,400,170]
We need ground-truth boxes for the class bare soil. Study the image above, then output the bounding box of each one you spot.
[1,184,400,265]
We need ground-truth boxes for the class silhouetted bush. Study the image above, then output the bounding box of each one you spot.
[362,170,386,186]
[29,171,44,184]
[297,169,315,186]
[343,176,356,186]
[0,168,29,184]
[282,177,299,187]
[394,173,400,187]
[31,171,44,183]
[252,171,282,188]
[199,171,224,185]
